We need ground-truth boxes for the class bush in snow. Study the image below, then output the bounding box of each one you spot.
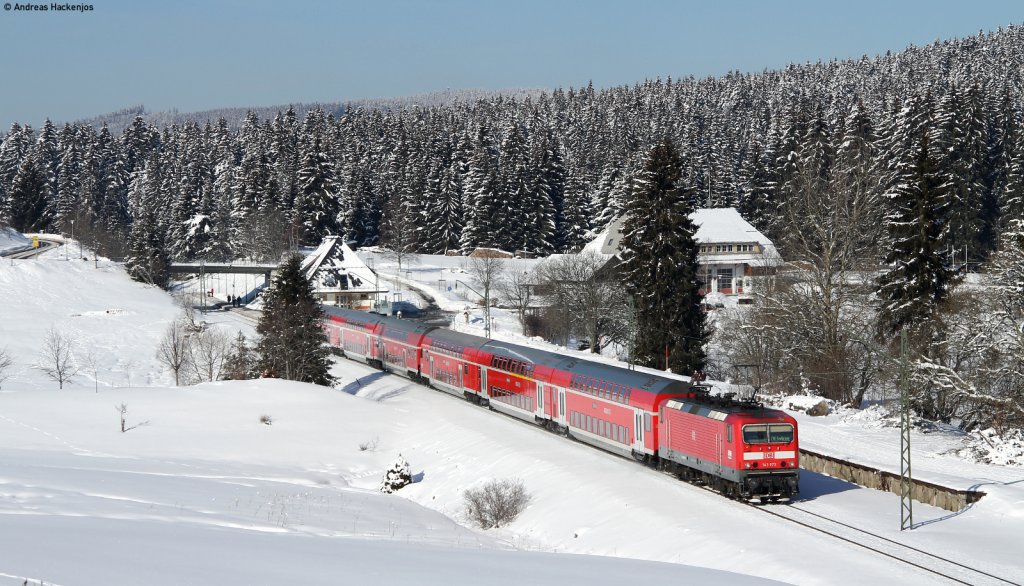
[380,454,412,493]
[0,346,13,390]
[463,478,531,529]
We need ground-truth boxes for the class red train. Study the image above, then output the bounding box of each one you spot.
[323,307,800,501]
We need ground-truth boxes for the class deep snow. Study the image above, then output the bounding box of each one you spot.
[0,242,1022,585]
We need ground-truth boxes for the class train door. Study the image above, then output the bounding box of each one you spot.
[715,433,723,475]
[464,364,478,392]
[634,411,643,449]
[480,368,488,399]
[457,360,463,389]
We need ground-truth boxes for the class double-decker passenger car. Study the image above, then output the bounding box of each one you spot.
[323,307,799,501]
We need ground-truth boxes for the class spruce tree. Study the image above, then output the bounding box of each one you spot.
[460,125,501,252]
[255,254,333,385]
[124,206,171,287]
[619,137,707,373]
[6,156,50,232]
[295,134,341,245]
[876,132,959,341]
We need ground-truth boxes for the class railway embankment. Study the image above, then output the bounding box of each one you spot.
[800,449,986,511]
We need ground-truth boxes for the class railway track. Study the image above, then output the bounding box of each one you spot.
[1,240,58,259]
[755,502,1020,586]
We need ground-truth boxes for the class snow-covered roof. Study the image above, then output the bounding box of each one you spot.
[582,216,626,258]
[691,208,771,246]
[583,208,779,262]
[302,237,388,294]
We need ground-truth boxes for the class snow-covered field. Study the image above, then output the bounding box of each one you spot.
[1,242,1022,585]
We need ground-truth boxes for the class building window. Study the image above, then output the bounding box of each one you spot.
[717,268,733,292]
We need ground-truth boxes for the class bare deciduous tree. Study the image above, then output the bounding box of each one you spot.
[189,327,231,382]
[157,316,194,386]
[908,223,1024,429]
[82,347,100,393]
[467,255,504,338]
[379,208,421,304]
[535,251,626,353]
[723,137,883,405]
[497,262,535,327]
[39,327,79,389]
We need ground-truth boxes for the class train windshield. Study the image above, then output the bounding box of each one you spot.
[742,424,794,444]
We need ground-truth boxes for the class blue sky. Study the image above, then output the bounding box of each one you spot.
[0,0,1021,128]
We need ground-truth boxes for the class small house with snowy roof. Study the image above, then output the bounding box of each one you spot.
[302,236,389,309]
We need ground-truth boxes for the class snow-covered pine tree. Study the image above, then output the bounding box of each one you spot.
[619,137,707,373]
[419,152,464,254]
[498,120,531,252]
[561,165,592,251]
[53,123,82,234]
[380,454,412,493]
[124,153,171,287]
[0,123,34,219]
[295,124,342,245]
[255,254,333,385]
[6,155,50,232]
[933,85,987,264]
[460,124,501,252]
[876,128,959,342]
[529,126,561,254]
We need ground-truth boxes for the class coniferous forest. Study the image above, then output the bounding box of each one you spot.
[1,26,1023,268]
[3,25,1024,429]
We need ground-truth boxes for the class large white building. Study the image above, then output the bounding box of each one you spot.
[583,208,781,299]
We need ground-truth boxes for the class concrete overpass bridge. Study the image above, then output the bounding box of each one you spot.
[167,261,280,287]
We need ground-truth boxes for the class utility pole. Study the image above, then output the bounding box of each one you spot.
[899,329,914,531]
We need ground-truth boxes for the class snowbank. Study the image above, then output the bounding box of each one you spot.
[0,226,31,254]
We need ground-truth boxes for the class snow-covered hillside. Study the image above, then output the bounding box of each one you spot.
[1,245,1022,585]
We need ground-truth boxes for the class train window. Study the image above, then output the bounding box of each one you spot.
[769,424,794,443]
[644,413,652,432]
[742,424,769,444]
[727,426,733,443]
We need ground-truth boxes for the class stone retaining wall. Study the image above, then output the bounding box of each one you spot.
[800,449,985,512]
